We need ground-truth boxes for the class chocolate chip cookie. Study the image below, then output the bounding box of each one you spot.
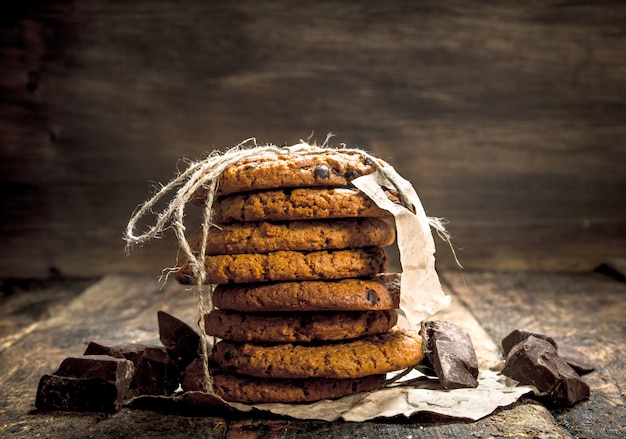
[204,309,398,342]
[212,329,423,379]
[188,218,394,255]
[211,274,401,312]
[174,247,388,284]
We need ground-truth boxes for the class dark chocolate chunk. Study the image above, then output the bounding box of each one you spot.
[84,340,179,396]
[158,310,202,369]
[554,342,595,374]
[54,355,134,381]
[414,355,438,377]
[502,329,594,374]
[181,357,205,392]
[36,355,134,413]
[549,355,591,406]
[313,164,330,179]
[424,320,479,389]
[501,329,557,356]
[502,336,590,406]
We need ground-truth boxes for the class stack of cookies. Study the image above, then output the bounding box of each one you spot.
[174,150,424,404]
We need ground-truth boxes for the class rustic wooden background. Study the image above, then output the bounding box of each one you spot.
[1,0,625,279]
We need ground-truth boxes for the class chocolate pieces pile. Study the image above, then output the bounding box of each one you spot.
[501,329,592,406]
[35,311,201,413]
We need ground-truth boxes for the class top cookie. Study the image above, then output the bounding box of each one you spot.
[194,150,378,201]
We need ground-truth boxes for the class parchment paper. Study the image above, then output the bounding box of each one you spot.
[351,170,451,328]
[218,369,531,422]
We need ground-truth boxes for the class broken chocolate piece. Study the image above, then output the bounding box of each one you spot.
[424,320,479,389]
[182,357,205,392]
[35,355,134,413]
[554,342,595,374]
[158,310,202,369]
[502,329,594,374]
[501,329,557,356]
[84,340,179,396]
[502,336,590,406]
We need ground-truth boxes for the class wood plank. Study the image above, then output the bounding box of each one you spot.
[442,270,626,439]
[0,277,93,342]
[225,402,571,439]
[0,274,227,437]
[1,1,625,277]
[0,274,573,438]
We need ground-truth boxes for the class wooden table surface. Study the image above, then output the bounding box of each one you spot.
[0,270,624,438]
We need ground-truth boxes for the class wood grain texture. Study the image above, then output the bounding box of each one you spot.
[1,1,625,277]
[0,275,229,438]
[443,270,626,439]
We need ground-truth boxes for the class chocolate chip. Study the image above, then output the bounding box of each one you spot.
[344,168,359,180]
[424,320,479,389]
[313,164,330,179]
[224,349,237,361]
[371,249,387,267]
[366,290,378,305]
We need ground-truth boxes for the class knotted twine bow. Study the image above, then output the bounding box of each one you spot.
[124,138,459,394]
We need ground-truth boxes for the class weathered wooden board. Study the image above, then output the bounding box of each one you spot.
[443,270,626,439]
[0,273,577,438]
[1,1,626,278]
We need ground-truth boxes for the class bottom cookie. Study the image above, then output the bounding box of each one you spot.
[182,358,385,404]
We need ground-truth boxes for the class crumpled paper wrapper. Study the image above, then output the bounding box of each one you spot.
[139,368,530,422]
[352,170,451,327]
[132,167,533,421]
[225,369,531,422]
